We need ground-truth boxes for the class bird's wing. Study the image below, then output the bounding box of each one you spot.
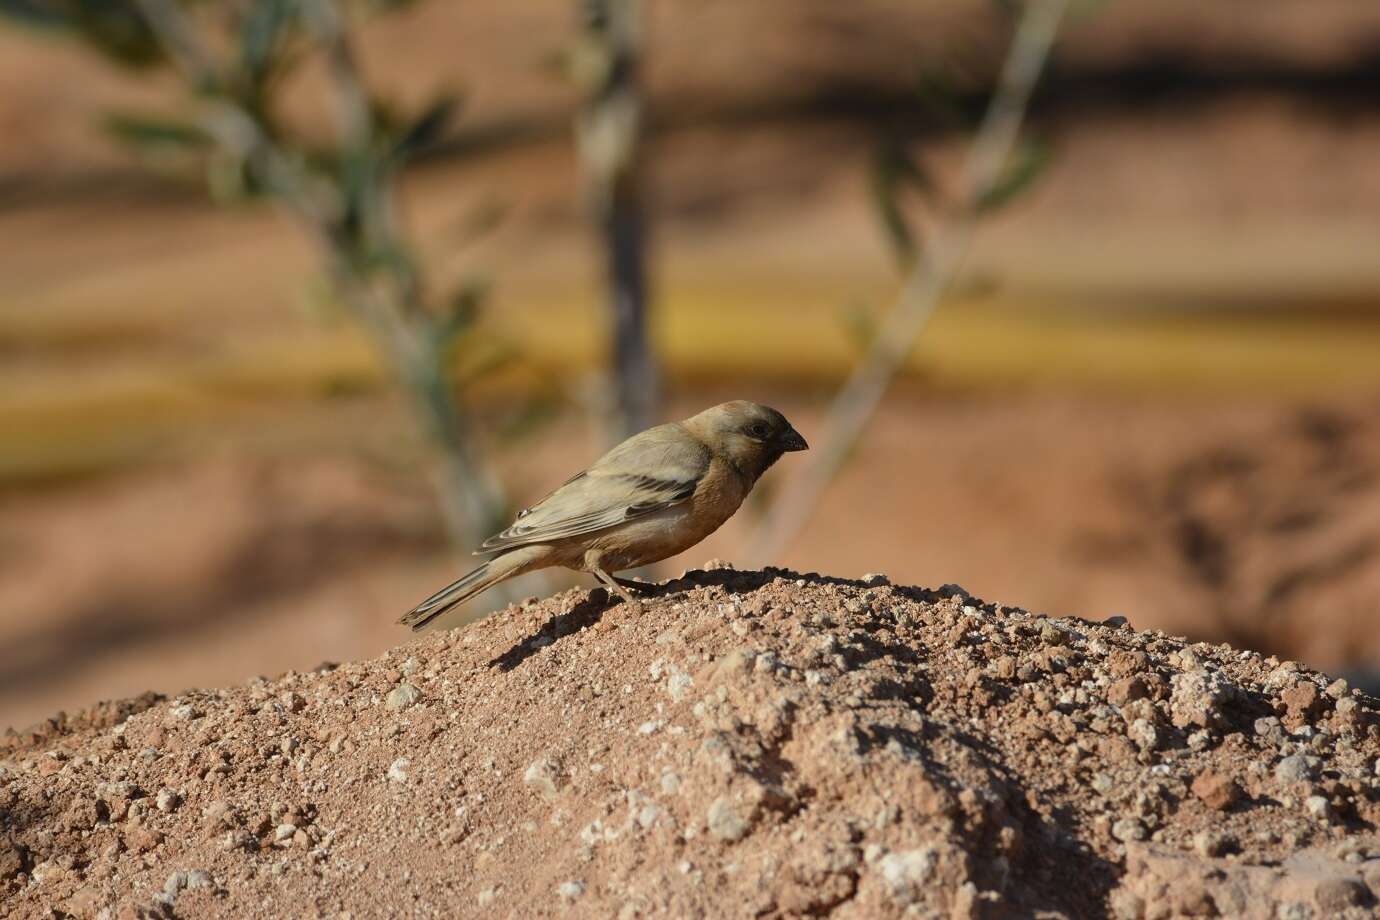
[477,424,709,553]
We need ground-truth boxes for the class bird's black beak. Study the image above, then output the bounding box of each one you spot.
[779,427,809,452]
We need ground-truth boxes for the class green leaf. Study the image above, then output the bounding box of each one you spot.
[392,94,461,160]
[104,112,211,150]
[869,138,932,268]
[357,0,424,12]
[432,278,488,349]
[447,196,509,247]
[31,0,164,68]
[976,137,1051,214]
[0,0,62,26]
[239,0,299,85]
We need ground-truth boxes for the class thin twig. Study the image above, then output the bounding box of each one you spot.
[299,0,372,149]
[747,0,1069,565]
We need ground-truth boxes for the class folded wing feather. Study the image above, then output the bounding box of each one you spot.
[477,424,709,553]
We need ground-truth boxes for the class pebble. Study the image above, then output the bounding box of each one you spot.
[523,758,563,798]
[557,880,586,899]
[1191,770,1240,810]
[1193,831,1232,857]
[1168,671,1227,729]
[1112,818,1147,842]
[156,789,182,813]
[1254,717,1284,743]
[878,848,936,905]
[707,797,749,842]
[1276,902,1311,920]
[385,683,422,710]
[1305,796,1332,821]
[1127,719,1159,752]
[1108,677,1148,705]
[668,671,695,702]
[387,758,411,783]
[1275,754,1318,784]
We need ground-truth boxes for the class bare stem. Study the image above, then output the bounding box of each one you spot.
[746,0,1069,565]
[578,0,657,441]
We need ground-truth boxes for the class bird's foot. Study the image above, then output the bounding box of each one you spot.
[591,567,642,606]
[612,575,653,596]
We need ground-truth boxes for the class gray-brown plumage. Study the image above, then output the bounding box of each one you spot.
[400,401,808,630]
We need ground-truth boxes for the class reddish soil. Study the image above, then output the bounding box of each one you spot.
[2,567,1378,918]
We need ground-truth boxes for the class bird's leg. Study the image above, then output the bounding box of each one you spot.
[591,567,640,605]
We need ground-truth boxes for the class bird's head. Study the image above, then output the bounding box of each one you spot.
[685,401,808,481]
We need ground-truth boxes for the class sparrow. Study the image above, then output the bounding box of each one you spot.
[400,401,808,630]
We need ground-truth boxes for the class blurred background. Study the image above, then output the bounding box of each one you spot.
[3,0,1379,732]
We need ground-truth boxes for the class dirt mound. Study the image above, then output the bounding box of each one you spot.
[3,567,1379,918]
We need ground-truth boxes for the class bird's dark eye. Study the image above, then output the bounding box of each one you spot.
[746,422,770,439]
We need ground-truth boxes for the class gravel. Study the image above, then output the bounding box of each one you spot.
[1,567,1377,918]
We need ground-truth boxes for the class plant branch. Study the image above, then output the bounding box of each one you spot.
[133,0,514,566]
[746,0,1069,565]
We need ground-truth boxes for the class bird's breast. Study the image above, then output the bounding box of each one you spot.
[584,459,749,570]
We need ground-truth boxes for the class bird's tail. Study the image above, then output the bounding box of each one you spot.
[398,547,543,631]
[397,546,546,634]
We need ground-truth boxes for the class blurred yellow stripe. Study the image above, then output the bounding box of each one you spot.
[5,289,1380,485]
